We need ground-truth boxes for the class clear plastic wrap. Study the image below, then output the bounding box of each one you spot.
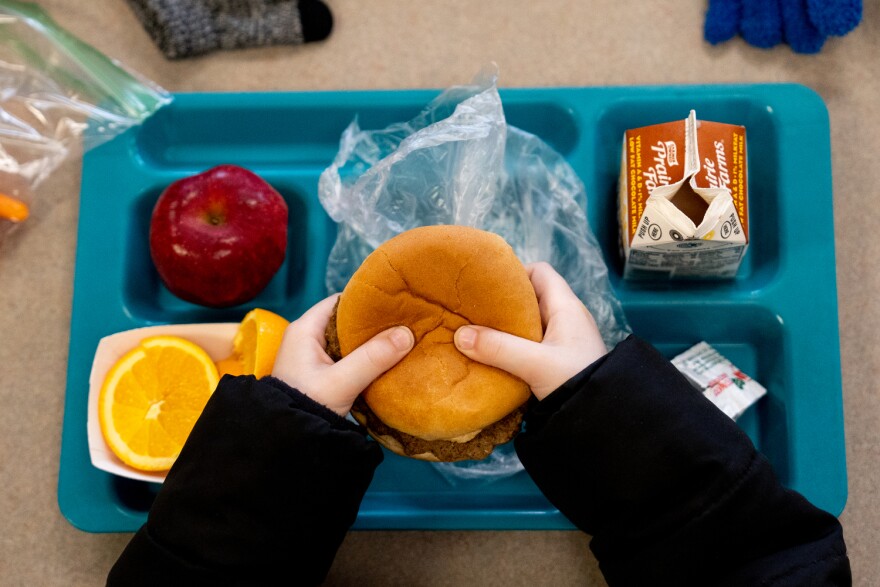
[0,1,171,247]
[318,68,631,483]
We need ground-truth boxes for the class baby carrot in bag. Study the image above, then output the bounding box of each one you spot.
[0,192,30,223]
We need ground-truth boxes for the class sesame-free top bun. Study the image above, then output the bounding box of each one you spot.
[336,225,543,459]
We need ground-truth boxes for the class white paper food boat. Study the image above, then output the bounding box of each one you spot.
[87,323,238,483]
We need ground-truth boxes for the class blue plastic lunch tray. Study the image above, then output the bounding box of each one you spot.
[59,84,846,532]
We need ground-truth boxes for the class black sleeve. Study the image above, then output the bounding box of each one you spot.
[108,374,383,586]
[515,335,850,587]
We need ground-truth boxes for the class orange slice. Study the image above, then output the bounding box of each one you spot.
[98,335,220,471]
[0,192,30,223]
[214,355,244,377]
[217,308,289,378]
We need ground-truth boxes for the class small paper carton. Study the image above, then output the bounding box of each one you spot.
[671,342,766,420]
[618,110,748,279]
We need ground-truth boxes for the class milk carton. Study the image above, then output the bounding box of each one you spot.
[618,111,748,279]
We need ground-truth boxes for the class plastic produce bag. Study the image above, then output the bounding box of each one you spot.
[318,68,630,483]
[0,1,171,247]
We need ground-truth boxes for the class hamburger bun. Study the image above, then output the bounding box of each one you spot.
[330,225,542,461]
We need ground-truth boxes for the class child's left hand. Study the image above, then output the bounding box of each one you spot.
[272,294,414,416]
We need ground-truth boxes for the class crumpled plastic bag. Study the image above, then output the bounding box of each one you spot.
[318,68,630,484]
[0,0,171,247]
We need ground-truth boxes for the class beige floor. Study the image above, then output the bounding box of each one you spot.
[1,1,877,585]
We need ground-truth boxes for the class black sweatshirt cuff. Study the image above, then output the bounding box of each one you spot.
[259,374,360,431]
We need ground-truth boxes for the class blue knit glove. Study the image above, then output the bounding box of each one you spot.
[705,0,862,54]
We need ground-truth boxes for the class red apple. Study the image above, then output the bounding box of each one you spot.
[149,165,288,308]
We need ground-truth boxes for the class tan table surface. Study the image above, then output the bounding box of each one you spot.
[1,1,877,585]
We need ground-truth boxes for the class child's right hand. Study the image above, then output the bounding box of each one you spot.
[453,262,608,400]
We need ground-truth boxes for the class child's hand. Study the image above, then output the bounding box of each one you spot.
[272,294,414,416]
[454,262,607,400]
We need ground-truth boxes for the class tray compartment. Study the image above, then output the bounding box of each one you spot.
[627,303,790,480]
[589,94,782,291]
[137,102,415,169]
[122,177,333,323]
[135,97,582,168]
[112,476,162,513]
[503,101,581,156]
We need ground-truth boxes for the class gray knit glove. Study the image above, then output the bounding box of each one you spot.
[126,0,333,59]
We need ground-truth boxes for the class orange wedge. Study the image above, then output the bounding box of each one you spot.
[217,308,290,378]
[98,335,220,471]
[215,355,244,377]
[0,192,30,223]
